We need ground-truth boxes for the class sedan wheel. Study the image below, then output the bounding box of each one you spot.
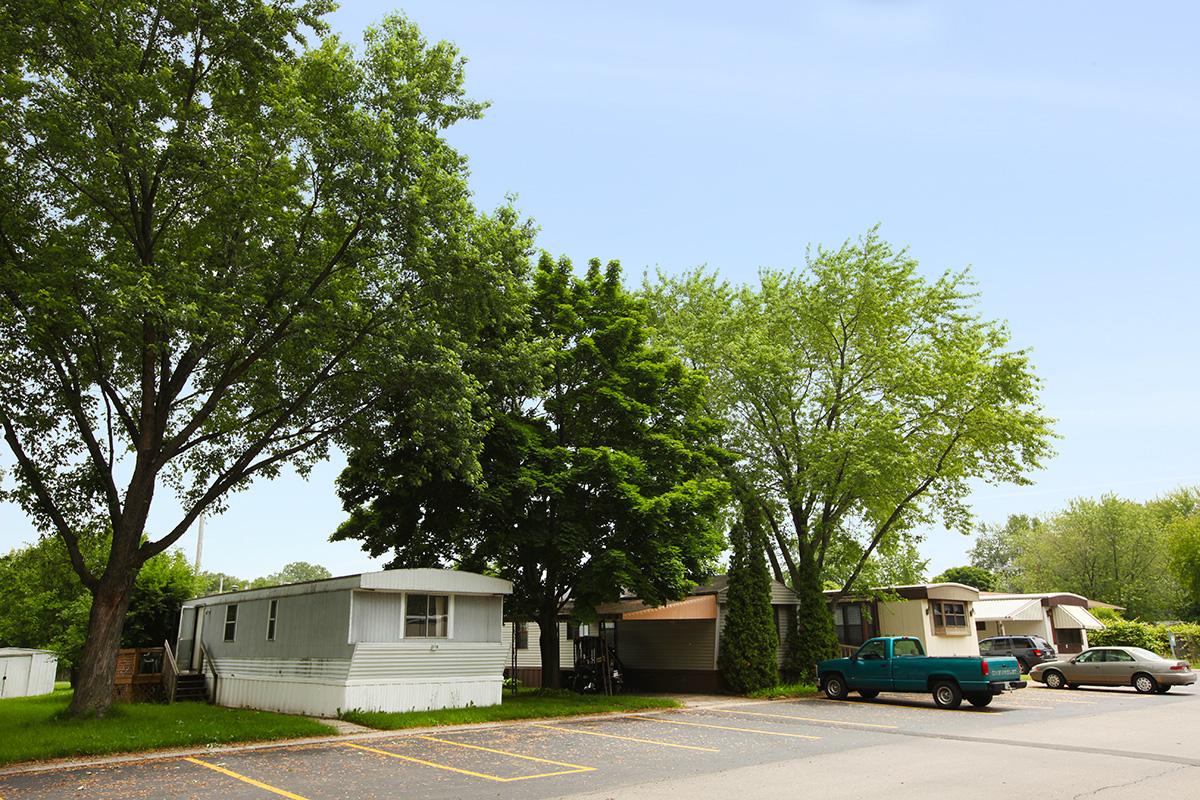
[1133,673,1158,694]
[1043,670,1066,689]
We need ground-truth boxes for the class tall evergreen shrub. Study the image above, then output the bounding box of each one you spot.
[718,506,780,693]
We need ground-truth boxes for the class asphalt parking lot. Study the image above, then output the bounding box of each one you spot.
[2,685,1196,800]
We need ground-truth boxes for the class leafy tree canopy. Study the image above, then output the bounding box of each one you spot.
[968,515,1039,591]
[646,229,1054,677]
[335,255,730,686]
[0,0,529,715]
[0,534,199,671]
[1014,494,1178,618]
[932,565,998,592]
[249,561,332,589]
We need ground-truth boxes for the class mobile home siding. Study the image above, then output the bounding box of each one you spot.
[454,595,502,642]
[203,591,354,661]
[350,591,404,643]
[500,622,574,669]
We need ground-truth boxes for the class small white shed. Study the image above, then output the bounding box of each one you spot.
[0,648,58,699]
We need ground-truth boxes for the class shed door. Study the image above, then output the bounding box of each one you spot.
[0,656,31,698]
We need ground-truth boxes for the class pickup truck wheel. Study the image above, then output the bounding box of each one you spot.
[857,690,880,699]
[932,681,963,709]
[823,674,849,700]
[1043,670,1066,689]
[967,693,993,708]
[1133,673,1158,694]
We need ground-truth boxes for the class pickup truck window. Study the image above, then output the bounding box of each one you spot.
[893,639,924,657]
[857,640,887,660]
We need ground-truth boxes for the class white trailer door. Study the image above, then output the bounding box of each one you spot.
[0,655,31,698]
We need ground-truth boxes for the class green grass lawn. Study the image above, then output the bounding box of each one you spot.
[0,689,335,767]
[747,682,819,700]
[341,688,680,730]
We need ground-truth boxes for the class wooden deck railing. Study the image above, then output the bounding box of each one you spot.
[838,644,859,658]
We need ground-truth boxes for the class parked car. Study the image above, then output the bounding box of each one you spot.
[1029,646,1196,693]
[818,636,1026,709]
[979,635,1057,672]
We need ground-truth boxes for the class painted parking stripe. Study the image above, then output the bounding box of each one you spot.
[705,706,899,729]
[533,723,721,752]
[631,714,821,740]
[345,739,595,783]
[185,757,311,800]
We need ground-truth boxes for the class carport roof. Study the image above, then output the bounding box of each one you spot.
[973,597,1045,622]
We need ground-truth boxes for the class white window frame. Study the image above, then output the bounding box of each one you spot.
[402,593,451,639]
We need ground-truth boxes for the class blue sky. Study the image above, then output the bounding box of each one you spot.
[2,1,1198,581]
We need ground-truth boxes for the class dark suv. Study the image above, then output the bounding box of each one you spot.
[979,635,1057,673]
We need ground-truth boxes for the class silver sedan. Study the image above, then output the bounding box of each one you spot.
[1030,646,1195,693]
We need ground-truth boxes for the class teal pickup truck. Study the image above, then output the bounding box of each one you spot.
[818,636,1026,709]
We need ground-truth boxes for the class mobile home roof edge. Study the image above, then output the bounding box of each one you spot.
[181,568,512,608]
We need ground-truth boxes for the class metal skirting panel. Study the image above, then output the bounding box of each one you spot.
[210,657,352,681]
[343,678,502,713]
[214,676,348,717]
[617,620,717,671]
[623,668,721,694]
[348,642,506,680]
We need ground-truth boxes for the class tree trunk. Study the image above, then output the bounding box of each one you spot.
[538,606,561,689]
[68,568,136,717]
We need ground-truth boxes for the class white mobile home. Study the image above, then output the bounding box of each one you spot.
[827,583,983,657]
[503,576,801,692]
[176,569,511,717]
[0,648,58,699]
[974,592,1106,655]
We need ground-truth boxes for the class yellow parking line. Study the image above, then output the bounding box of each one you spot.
[533,723,721,752]
[185,757,311,800]
[346,739,595,783]
[631,714,821,740]
[344,742,515,783]
[419,735,596,772]
[706,706,898,729]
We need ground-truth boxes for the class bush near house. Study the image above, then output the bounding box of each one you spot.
[1166,622,1200,662]
[1088,619,1170,654]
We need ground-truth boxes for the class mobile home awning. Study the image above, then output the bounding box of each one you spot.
[973,597,1044,622]
[1052,604,1105,630]
[622,594,719,621]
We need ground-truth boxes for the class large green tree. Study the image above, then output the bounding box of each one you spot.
[968,514,1039,591]
[932,565,999,592]
[646,230,1054,678]
[1015,495,1177,618]
[0,535,199,677]
[336,255,730,687]
[0,2,525,715]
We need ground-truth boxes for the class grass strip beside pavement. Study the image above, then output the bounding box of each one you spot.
[341,689,680,730]
[747,682,820,700]
[0,689,335,767]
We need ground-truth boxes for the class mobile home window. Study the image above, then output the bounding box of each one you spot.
[931,600,967,632]
[405,594,448,638]
[223,605,238,642]
[266,599,278,641]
